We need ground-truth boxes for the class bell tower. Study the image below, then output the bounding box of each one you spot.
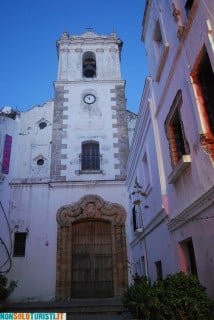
[51,30,129,299]
[50,30,129,182]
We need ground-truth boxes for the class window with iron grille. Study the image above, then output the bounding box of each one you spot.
[165,90,190,167]
[132,206,137,232]
[81,141,100,171]
[13,232,27,257]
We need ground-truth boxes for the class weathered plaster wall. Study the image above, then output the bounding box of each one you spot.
[57,31,122,81]
[13,101,54,181]
[8,181,128,302]
[51,82,129,181]
[4,30,131,302]
[126,78,173,282]
[143,0,214,216]
[0,115,19,273]
[142,0,214,296]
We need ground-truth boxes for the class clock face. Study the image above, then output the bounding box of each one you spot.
[84,94,96,104]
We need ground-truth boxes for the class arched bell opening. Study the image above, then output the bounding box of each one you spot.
[82,51,96,78]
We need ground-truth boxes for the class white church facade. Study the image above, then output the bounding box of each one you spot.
[0,30,136,302]
[1,0,214,304]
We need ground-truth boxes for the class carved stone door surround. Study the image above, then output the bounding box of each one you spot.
[56,194,128,299]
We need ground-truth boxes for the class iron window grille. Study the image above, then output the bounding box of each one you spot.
[79,141,102,173]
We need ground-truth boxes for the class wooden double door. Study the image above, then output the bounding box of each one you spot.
[71,219,113,298]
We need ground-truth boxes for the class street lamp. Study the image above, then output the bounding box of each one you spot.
[132,182,150,279]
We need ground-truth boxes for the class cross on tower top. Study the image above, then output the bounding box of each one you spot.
[86,26,93,32]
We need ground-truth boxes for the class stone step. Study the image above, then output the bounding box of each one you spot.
[1,298,125,314]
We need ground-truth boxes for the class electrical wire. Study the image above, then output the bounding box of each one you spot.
[0,238,12,273]
[0,201,13,273]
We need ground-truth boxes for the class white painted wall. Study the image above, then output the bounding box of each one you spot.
[13,101,54,181]
[4,30,131,302]
[60,81,124,181]
[8,181,127,302]
[126,78,174,283]
[142,0,214,296]
[143,0,214,215]
[0,114,19,274]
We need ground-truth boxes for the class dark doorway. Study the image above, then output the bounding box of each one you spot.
[179,237,198,277]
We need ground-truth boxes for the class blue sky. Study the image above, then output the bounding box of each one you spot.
[0,0,148,114]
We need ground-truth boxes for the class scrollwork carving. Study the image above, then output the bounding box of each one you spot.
[56,194,126,226]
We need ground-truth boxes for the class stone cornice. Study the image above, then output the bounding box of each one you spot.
[57,31,122,45]
[9,179,126,188]
[168,186,214,232]
[56,31,123,58]
[53,80,125,86]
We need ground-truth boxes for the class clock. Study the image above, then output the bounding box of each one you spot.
[84,94,96,104]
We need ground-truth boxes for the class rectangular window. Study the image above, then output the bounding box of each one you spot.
[185,0,195,18]
[165,90,190,167]
[153,20,163,46]
[81,141,100,171]
[132,206,137,232]
[192,47,214,135]
[152,19,169,81]
[13,232,27,257]
[142,152,151,193]
[155,260,163,281]
[136,260,141,276]
[192,46,214,158]
[186,239,198,276]
[132,203,143,233]
[169,110,187,162]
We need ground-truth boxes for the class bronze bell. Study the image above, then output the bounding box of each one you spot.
[83,64,96,77]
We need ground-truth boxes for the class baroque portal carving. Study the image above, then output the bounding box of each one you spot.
[56,194,128,299]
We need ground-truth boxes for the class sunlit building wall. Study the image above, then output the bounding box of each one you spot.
[138,0,214,297]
